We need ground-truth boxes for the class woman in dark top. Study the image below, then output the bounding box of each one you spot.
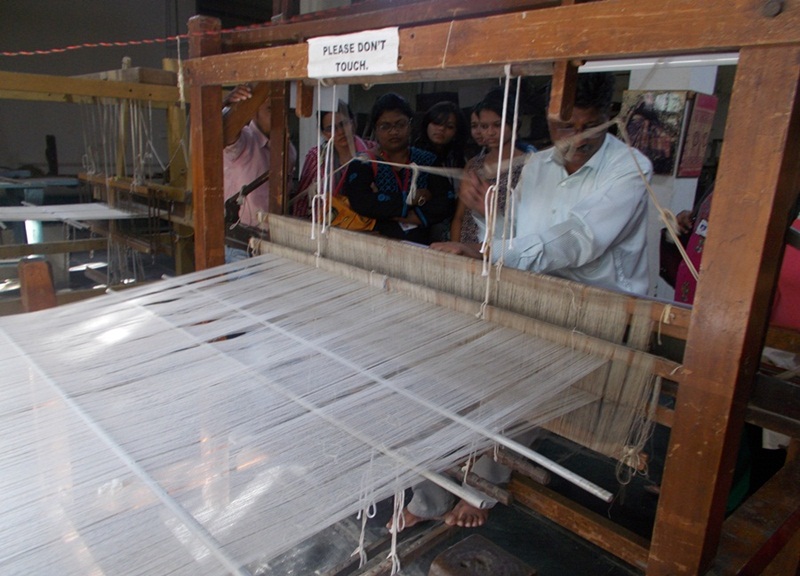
[414,101,468,241]
[341,93,452,244]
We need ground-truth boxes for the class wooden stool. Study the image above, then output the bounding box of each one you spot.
[428,534,536,576]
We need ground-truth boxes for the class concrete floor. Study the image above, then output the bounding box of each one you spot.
[252,431,659,576]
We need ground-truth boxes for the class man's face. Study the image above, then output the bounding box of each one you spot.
[548,106,608,174]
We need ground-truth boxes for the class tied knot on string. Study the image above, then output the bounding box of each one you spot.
[616,444,647,485]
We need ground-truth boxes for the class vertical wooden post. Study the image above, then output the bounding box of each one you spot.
[188,15,225,270]
[295,81,314,119]
[647,45,800,575]
[162,58,189,189]
[547,0,579,123]
[548,60,580,122]
[19,256,57,312]
[269,81,291,216]
[162,57,194,275]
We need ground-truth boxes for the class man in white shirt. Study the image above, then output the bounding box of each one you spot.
[404,73,653,530]
[435,73,652,295]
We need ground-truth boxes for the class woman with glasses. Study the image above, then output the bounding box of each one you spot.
[292,101,372,219]
[340,93,451,244]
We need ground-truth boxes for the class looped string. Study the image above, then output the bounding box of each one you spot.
[353,449,376,569]
[405,163,421,205]
[387,489,405,575]
[480,185,498,277]
[479,64,514,307]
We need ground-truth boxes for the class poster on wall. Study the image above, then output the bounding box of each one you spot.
[676,93,718,178]
[620,90,688,175]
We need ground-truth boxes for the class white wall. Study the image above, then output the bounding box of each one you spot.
[0,0,195,174]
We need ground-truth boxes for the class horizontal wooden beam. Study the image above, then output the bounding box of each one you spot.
[711,457,800,574]
[0,70,180,103]
[660,373,800,439]
[299,62,553,86]
[509,475,650,570]
[79,173,191,203]
[222,0,561,49]
[0,238,107,259]
[184,0,800,87]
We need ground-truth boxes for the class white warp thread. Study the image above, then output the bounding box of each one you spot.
[0,253,606,575]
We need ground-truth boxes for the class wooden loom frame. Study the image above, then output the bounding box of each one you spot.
[183,1,800,574]
[0,64,195,277]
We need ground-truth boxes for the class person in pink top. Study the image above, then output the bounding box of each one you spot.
[675,189,799,331]
[223,85,297,261]
[292,101,372,220]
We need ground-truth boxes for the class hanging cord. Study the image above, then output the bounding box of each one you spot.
[405,163,422,206]
[352,450,377,568]
[478,65,514,314]
[176,35,186,110]
[616,376,662,485]
[501,76,524,254]
[142,100,168,176]
[387,488,405,575]
[326,85,338,231]
[614,115,699,282]
[311,80,324,242]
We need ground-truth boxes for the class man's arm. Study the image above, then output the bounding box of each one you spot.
[223,85,253,147]
[342,162,407,219]
[500,166,650,273]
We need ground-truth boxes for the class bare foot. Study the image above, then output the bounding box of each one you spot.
[386,507,427,532]
[443,499,489,528]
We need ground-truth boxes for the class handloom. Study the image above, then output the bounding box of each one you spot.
[263,215,662,462]
[0,246,653,575]
[182,3,800,573]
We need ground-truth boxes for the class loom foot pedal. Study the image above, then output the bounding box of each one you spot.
[428,534,536,576]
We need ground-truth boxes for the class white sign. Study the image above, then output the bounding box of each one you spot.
[307,27,399,79]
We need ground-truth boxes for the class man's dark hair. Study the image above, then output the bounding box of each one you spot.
[574,72,616,113]
[369,92,414,130]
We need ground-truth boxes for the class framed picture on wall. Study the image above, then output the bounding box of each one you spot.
[676,93,718,178]
[620,90,688,175]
